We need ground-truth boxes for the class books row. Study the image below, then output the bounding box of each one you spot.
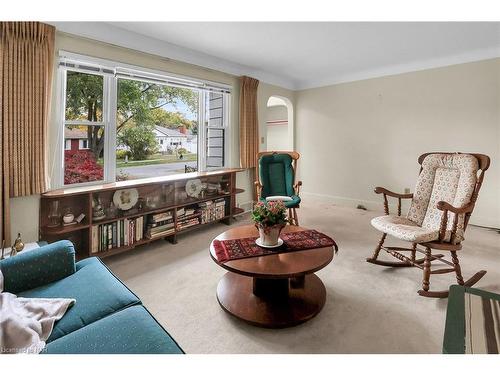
[176,217,201,231]
[199,198,227,224]
[91,216,145,253]
[146,210,175,239]
[90,201,229,253]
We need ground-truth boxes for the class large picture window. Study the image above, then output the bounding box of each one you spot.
[115,78,199,181]
[57,54,231,188]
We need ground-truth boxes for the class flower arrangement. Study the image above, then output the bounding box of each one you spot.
[251,200,288,226]
[252,201,288,246]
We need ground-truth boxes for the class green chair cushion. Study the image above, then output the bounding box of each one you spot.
[18,257,140,342]
[259,153,296,199]
[44,305,184,354]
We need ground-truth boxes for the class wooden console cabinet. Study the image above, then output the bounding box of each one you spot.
[39,169,245,260]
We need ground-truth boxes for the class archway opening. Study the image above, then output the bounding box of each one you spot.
[265,96,293,151]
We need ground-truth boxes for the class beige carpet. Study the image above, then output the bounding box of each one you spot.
[104,198,500,353]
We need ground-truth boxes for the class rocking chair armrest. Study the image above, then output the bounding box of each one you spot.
[436,201,474,242]
[374,187,413,216]
[374,187,413,199]
[294,180,302,195]
[255,181,262,198]
[436,201,474,214]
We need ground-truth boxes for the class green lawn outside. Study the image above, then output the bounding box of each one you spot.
[115,153,197,168]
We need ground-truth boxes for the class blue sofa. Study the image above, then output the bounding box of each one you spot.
[0,240,183,354]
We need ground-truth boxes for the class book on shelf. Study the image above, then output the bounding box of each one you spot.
[147,228,175,239]
[151,211,173,222]
[184,208,196,216]
[91,215,146,253]
[177,217,200,230]
[145,210,175,239]
[198,198,227,223]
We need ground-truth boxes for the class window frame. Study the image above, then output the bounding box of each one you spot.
[55,66,116,188]
[53,52,232,189]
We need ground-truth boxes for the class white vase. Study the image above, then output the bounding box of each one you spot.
[256,223,285,246]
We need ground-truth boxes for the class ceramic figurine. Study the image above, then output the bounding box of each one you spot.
[12,233,24,253]
[92,196,106,221]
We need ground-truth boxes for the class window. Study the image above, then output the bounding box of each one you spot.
[57,53,231,188]
[205,92,226,169]
[62,71,107,186]
[115,77,199,181]
[79,139,89,149]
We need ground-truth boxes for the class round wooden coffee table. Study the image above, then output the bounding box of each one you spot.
[209,224,335,328]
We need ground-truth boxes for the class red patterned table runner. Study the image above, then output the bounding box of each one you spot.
[213,229,338,263]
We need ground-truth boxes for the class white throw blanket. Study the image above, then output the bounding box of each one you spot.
[0,270,75,354]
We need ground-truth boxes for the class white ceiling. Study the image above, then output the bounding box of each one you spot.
[53,22,500,90]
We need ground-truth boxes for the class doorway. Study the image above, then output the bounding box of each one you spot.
[266,96,293,151]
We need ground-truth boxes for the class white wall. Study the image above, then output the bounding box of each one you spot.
[266,105,289,151]
[296,58,500,227]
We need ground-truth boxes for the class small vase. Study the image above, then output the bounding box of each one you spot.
[256,223,286,246]
[47,200,61,227]
[63,208,75,224]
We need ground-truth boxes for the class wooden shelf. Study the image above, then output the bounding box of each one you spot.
[42,223,89,235]
[90,206,174,226]
[42,168,245,198]
[176,215,231,234]
[95,232,177,259]
[86,194,231,228]
[39,169,245,259]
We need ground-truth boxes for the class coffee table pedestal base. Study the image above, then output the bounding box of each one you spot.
[216,272,326,328]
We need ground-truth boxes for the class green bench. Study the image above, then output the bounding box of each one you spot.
[443,285,500,354]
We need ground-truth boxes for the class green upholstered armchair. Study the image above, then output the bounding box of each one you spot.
[255,151,302,225]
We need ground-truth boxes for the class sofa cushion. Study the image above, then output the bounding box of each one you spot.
[18,257,140,342]
[43,306,184,354]
[0,240,76,294]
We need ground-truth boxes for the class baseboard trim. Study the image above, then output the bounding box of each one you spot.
[301,191,500,229]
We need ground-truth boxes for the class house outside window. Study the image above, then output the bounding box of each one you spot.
[56,52,231,188]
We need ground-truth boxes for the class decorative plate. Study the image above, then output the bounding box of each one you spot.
[255,238,284,249]
[185,179,202,198]
[113,188,139,211]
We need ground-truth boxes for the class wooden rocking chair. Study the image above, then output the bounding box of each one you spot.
[367,152,490,298]
[255,151,302,225]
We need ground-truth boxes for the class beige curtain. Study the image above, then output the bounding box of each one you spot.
[0,22,55,245]
[239,76,259,168]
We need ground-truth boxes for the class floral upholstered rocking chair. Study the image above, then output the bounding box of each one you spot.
[367,152,490,298]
